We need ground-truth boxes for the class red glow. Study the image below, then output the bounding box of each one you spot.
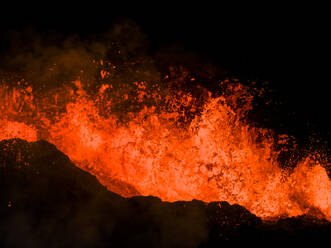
[0,76,329,221]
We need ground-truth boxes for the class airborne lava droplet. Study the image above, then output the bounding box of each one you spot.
[0,71,329,222]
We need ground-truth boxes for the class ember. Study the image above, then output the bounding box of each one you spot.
[0,67,329,221]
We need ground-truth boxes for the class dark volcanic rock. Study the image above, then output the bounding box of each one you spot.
[0,139,330,247]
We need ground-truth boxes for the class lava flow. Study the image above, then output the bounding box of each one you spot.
[0,65,330,222]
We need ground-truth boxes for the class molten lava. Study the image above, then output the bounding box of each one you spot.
[0,71,330,221]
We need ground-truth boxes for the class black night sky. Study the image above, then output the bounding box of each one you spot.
[0,3,328,144]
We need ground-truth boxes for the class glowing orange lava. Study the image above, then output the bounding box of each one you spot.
[0,76,330,221]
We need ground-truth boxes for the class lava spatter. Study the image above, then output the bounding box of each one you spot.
[0,69,329,221]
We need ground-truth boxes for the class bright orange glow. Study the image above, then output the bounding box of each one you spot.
[0,77,329,221]
[0,120,37,142]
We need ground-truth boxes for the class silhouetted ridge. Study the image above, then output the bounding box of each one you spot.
[0,138,330,247]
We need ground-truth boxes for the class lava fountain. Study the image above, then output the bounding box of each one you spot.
[0,62,329,222]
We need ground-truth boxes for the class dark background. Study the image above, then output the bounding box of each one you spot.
[0,3,329,148]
